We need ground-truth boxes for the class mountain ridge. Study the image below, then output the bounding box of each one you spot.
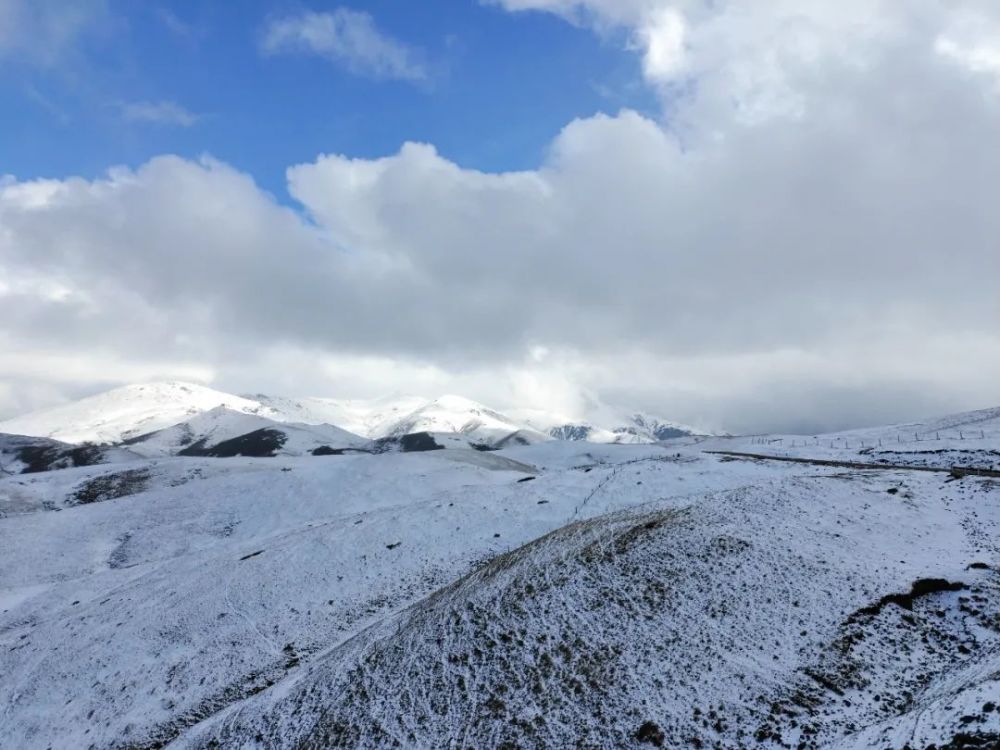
[0,381,702,448]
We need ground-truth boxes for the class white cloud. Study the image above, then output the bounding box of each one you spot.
[493,0,906,122]
[634,6,687,82]
[156,7,197,40]
[487,0,653,27]
[260,8,426,82]
[3,2,1000,431]
[120,100,200,127]
[0,0,109,66]
[935,8,1000,85]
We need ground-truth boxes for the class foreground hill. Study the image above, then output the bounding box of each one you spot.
[1,412,999,748]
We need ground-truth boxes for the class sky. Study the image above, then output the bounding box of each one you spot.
[1,0,999,434]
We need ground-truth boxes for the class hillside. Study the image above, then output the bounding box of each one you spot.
[1,406,999,748]
[0,382,276,445]
[124,406,368,458]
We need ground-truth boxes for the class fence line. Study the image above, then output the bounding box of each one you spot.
[748,429,989,451]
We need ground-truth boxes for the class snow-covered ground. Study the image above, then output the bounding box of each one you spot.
[687,405,1000,472]
[1,402,999,748]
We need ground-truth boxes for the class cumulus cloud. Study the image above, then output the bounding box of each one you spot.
[260,8,426,82]
[634,6,687,81]
[2,1,1000,431]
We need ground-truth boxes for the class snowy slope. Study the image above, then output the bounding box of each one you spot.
[0,432,139,479]
[375,395,550,446]
[250,393,430,438]
[258,393,551,446]
[1,429,998,748]
[0,382,278,445]
[192,473,1000,750]
[512,402,704,444]
[691,404,1000,471]
[124,406,368,458]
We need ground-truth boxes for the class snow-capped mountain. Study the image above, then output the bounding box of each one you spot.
[372,395,550,446]
[544,414,696,444]
[251,393,551,446]
[245,393,431,439]
[0,433,138,476]
[123,406,368,458]
[0,382,278,444]
[0,381,708,453]
[512,401,703,444]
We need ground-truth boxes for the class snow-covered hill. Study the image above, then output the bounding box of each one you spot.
[0,432,139,478]
[371,395,549,446]
[249,393,431,439]
[1,404,999,748]
[689,404,1000,472]
[512,401,703,444]
[195,473,1000,750]
[0,382,278,445]
[256,393,552,446]
[123,406,368,458]
[544,413,696,444]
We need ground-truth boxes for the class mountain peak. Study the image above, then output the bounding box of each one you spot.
[0,381,266,445]
[431,394,484,410]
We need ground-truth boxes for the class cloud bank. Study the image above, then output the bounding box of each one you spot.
[2,1,1000,432]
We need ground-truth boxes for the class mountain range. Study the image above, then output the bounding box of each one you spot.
[0,381,704,453]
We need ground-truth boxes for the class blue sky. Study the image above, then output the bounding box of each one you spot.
[1,1,655,199]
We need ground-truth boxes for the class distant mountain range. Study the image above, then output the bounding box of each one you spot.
[0,381,707,454]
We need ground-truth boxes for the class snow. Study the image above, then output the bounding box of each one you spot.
[511,401,705,444]
[124,406,368,458]
[373,395,550,446]
[0,382,278,445]
[0,381,710,450]
[686,404,1000,472]
[255,392,553,447]
[1,399,999,748]
[248,393,431,438]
